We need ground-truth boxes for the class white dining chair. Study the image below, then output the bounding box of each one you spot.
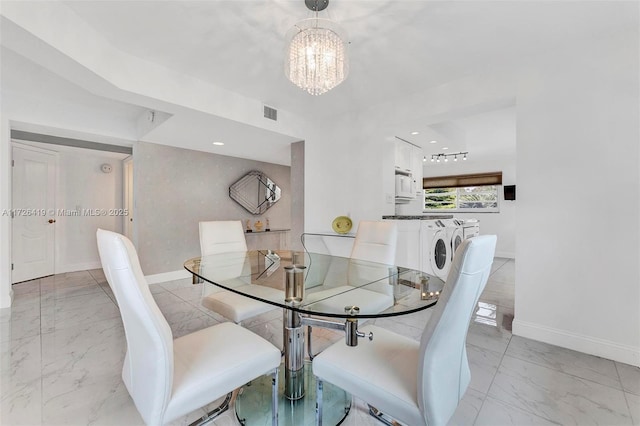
[307,220,398,358]
[312,235,497,426]
[96,229,281,426]
[199,220,280,324]
[350,220,398,266]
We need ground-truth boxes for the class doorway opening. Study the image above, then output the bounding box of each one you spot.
[11,132,133,284]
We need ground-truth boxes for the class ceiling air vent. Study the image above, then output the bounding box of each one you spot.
[264,105,278,121]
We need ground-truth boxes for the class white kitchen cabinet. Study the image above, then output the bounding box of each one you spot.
[390,220,422,270]
[411,145,424,197]
[395,139,412,173]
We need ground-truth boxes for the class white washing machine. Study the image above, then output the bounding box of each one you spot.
[420,220,451,281]
[462,219,480,240]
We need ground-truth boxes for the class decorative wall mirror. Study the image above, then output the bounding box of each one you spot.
[229,171,281,215]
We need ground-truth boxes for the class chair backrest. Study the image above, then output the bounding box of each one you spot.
[417,235,496,426]
[199,221,251,296]
[350,220,398,264]
[96,229,173,425]
[199,221,247,256]
[348,221,398,292]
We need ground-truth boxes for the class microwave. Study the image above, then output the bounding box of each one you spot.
[395,174,415,199]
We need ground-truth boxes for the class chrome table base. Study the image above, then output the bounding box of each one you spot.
[236,362,350,426]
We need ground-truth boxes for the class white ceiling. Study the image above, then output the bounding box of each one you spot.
[61,0,635,116]
[1,46,146,128]
[142,108,299,165]
[3,1,636,163]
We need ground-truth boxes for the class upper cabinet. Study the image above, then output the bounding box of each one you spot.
[394,139,424,203]
[395,139,423,180]
[395,139,413,173]
[411,145,423,196]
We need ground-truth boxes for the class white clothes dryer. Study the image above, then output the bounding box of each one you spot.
[462,219,480,240]
[440,219,457,260]
[420,220,451,281]
[446,219,465,261]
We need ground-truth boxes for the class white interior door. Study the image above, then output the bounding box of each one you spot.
[123,156,134,239]
[12,144,57,283]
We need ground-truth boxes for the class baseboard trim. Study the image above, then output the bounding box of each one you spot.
[56,261,103,275]
[4,289,14,309]
[513,319,640,367]
[495,251,515,259]
[145,269,191,285]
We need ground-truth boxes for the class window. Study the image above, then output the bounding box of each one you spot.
[424,185,500,212]
[424,187,457,210]
[422,172,503,213]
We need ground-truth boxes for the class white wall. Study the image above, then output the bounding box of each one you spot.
[302,114,367,233]
[55,148,124,273]
[0,116,12,308]
[1,90,138,143]
[513,28,639,365]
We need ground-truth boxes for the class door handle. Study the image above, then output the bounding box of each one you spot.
[48,219,56,224]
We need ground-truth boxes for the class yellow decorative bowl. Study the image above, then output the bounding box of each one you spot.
[332,216,353,234]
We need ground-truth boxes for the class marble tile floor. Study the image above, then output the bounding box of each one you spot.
[1,258,638,425]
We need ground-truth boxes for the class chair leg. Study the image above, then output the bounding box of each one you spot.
[316,378,323,426]
[187,392,232,426]
[271,368,279,426]
[368,404,400,426]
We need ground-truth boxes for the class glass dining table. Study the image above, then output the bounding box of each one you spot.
[184,249,444,426]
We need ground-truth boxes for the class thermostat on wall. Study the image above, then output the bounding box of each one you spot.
[101,163,113,173]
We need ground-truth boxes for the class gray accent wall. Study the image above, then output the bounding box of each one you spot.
[290,141,304,251]
[134,141,292,274]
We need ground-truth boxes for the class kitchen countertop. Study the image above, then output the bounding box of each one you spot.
[382,215,454,220]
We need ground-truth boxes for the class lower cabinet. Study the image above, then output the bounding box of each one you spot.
[390,220,422,271]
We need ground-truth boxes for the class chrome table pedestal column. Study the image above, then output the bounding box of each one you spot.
[283,265,306,400]
[284,300,305,400]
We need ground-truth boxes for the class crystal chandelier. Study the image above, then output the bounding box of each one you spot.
[285,0,349,96]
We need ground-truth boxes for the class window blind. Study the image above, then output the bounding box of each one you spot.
[423,172,502,189]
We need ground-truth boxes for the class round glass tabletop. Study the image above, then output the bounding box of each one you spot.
[184,249,444,319]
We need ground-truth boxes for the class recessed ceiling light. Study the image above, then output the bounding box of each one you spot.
[212,142,224,146]
[430,140,437,144]
[442,147,448,150]
[411,131,419,135]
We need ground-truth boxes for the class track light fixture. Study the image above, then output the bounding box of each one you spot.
[428,152,468,163]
